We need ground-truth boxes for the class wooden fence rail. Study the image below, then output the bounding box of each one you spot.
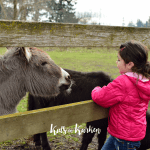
[0,20,150,47]
[0,100,108,142]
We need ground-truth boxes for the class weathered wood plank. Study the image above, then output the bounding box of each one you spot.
[0,100,108,142]
[0,20,150,47]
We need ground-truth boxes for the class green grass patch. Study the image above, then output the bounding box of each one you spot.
[17,94,28,112]
[0,47,7,55]
[46,47,119,79]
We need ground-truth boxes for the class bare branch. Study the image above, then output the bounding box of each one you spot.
[0,0,7,19]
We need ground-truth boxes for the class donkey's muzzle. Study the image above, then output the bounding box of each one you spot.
[65,74,71,82]
[58,68,71,90]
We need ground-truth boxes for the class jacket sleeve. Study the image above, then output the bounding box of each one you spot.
[91,75,125,108]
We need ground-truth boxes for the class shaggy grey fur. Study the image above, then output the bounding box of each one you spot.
[0,47,70,115]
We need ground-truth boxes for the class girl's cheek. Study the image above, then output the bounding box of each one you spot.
[116,61,119,67]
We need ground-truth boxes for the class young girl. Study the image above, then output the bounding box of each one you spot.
[91,40,150,150]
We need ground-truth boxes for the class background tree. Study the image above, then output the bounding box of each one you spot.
[46,0,78,23]
[76,11,101,24]
[128,21,135,27]
[146,17,150,27]
[0,3,2,19]
[144,21,148,27]
[0,0,30,20]
[136,19,144,27]
[0,0,78,23]
[0,0,12,19]
[13,0,17,20]
[76,12,92,24]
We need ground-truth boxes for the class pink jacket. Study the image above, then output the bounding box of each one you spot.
[92,72,150,141]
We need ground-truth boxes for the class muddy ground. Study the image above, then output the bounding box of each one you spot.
[0,132,99,150]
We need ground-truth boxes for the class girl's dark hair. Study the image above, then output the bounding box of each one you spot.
[119,40,150,78]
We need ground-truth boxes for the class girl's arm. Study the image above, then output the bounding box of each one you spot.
[91,75,125,108]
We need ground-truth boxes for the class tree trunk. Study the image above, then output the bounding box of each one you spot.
[13,0,17,20]
[20,0,27,20]
[34,0,40,21]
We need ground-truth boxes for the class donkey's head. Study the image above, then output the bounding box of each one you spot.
[2,47,71,98]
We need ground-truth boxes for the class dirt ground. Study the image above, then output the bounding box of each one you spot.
[0,133,99,150]
[2,133,150,150]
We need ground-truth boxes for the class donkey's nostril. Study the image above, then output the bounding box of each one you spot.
[68,75,71,80]
[60,68,71,86]
[66,75,71,81]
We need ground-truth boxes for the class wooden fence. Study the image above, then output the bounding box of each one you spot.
[0,20,150,142]
[0,100,109,142]
[0,20,150,47]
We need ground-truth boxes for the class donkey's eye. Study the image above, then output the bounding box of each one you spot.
[41,62,47,66]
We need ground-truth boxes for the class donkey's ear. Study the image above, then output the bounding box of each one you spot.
[6,47,13,51]
[17,47,32,62]
[22,47,32,62]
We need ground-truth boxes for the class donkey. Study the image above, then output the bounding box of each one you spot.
[137,110,150,150]
[28,68,150,150]
[0,47,71,116]
[28,68,113,150]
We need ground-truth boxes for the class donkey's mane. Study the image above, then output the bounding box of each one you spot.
[0,51,26,115]
[0,71,26,115]
[0,56,3,72]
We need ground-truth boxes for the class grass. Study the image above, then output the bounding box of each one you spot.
[45,47,119,78]
[0,47,119,78]
[0,47,150,149]
[0,47,7,55]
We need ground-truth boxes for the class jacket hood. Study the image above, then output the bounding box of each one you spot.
[125,72,150,100]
